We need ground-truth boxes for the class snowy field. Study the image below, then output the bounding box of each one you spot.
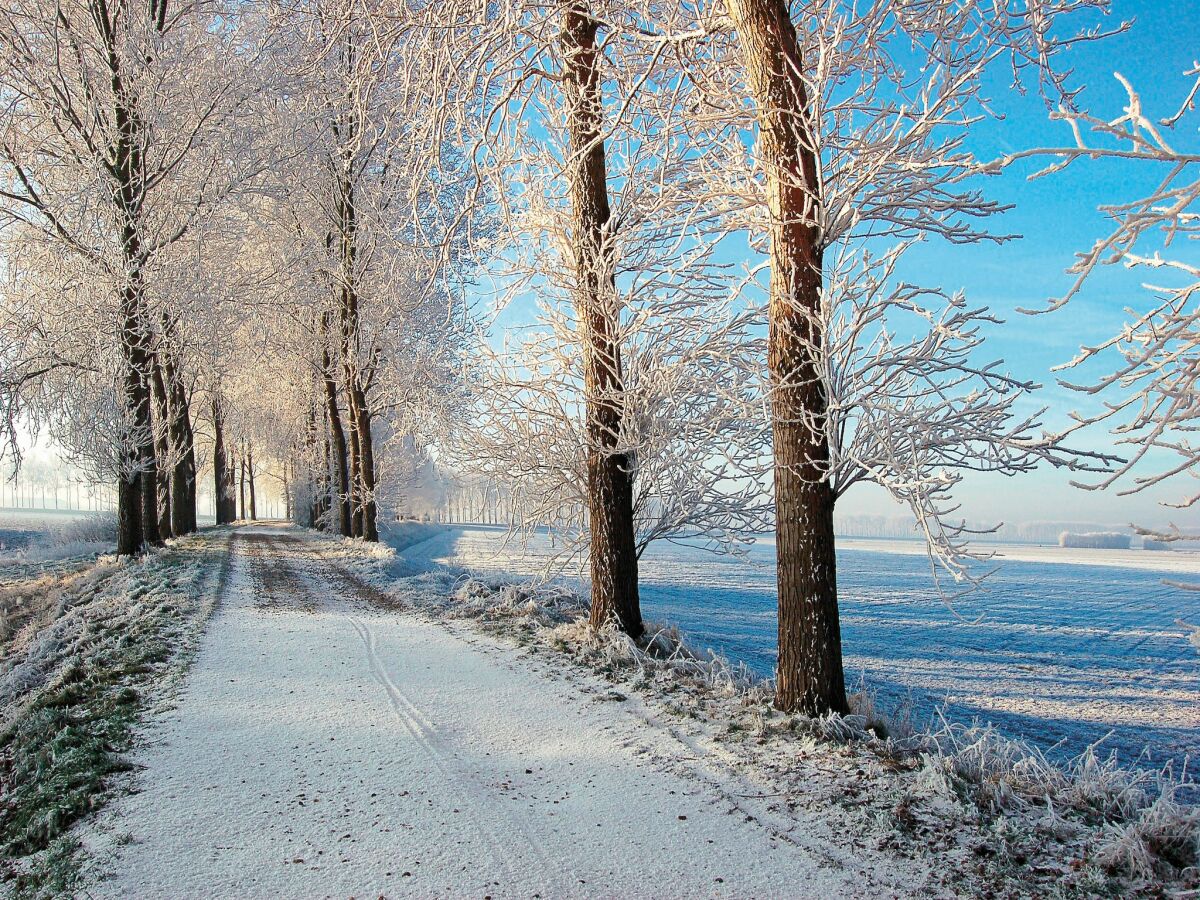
[0,508,214,560]
[0,508,96,552]
[395,525,1200,773]
[841,536,1200,576]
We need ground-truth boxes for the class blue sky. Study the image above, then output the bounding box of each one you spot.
[873,0,1200,528]
[485,2,1200,531]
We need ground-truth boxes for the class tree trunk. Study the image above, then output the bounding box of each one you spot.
[238,449,246,521]
[116,270,160,552]
[149,356,173,538]
[129,311,161,550]
[347,378,377,542]
[315,408,330,527]
[561,5,642,639]
[319,430,330,526]
[247,446,257,521]
[106,0,159,554]
[345,391,363,537]
[284,465,293,522]
[321,331,352,537]
[163,349,197,535]
[727,0,846,716]
[331,129,376,542]
[116,473,143,555]
[299,409,316,527]
[212,395,237,525]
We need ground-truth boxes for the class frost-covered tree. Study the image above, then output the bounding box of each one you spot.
[450,291,771,572]
[432,2,778,639]
[0,0,266,552]
[692,0,1118,714]
[254,0,474,542]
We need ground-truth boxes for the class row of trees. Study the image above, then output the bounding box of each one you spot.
[0,0,260,550]
[2,0,1196,715]
[432,0,1118,715]
[0,0,468,557]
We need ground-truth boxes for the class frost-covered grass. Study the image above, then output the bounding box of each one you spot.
[0,515,117,592]
[16,513,116,565]
[336,548,1199,898]
[420,525,1198,773]
[0,562,119,663]
[377,518,445,554]
[0,528,229,898]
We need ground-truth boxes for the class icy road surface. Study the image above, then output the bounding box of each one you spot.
[84,525,916,898]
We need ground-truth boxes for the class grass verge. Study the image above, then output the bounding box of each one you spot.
[0,530,230,898]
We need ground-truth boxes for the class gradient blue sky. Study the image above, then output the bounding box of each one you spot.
[880,0,1199,528]
[484,1,1200,531]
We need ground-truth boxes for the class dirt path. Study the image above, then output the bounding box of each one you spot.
[81,524,912,898]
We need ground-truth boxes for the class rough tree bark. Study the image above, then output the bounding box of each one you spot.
[345,393,363,537]
[247,445,257,520]
[118,280,161,550]
[307,402,325,526]
[301,407,319,527]
[116,471,142,556]
[333,156,377,541]
[162,342,197,535]
[149,356,173,538]
[346,375,377,541]
[319,426,332,526]
[211,395,236,525]
[104,0,160,554]
[321,322,352,537]
[560,4,642,638]
[238,447,246,521]
[727,0,847,716]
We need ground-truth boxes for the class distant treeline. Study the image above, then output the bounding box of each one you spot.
[1058,531,1132,550]
[837,515,1198,548]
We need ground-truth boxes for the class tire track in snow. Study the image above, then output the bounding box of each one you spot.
[242,530,564,892]
[246,532,540,887]
[345,612,573,892]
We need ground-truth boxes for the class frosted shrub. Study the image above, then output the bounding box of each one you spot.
[1095,786,1200,878]
[847,686,915,740]
[1059,531,1132,550]
[16,514,120,563]
[47,514,118,547]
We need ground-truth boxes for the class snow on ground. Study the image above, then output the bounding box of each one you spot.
[80,524,924,898]
[0,509,116,571]
[839,536,1200,576]
[393,525,1200,773]
[0,526,231,896]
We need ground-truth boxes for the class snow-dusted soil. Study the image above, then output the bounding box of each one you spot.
[81,524,920,898]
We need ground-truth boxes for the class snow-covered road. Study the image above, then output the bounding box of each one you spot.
[83,525,912,898]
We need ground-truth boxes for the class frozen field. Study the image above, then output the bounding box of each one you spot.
[396,525,1200,772]
[0,508,95,551]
